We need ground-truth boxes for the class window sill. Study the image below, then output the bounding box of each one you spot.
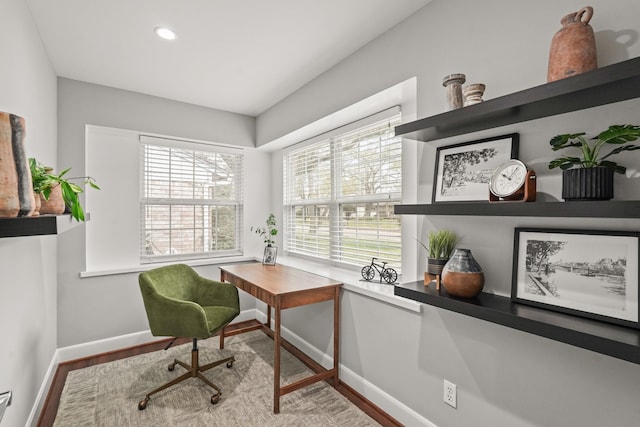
[81,254,422,313]
[80,255,257,278]
[274,255,422,313]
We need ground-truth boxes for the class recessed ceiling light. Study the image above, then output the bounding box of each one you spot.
[154,26,176,41]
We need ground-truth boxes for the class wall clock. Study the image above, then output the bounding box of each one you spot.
[489,159,536,202]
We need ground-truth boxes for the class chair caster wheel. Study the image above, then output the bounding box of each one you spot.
[138,398,149,410]
[211,393,221,404]
[168,362,176,371]
[226,361,234,368]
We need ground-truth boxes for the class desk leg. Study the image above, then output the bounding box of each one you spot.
[267,305,271,328]
[333,286,340,387]
[273,304,281,414]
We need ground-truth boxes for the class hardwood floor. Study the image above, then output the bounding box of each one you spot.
[37,320,402,427]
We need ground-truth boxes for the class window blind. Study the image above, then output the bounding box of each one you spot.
[284,111,402,270]
[140,137,243,262]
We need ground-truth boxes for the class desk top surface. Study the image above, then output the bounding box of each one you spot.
[219,263,342,296]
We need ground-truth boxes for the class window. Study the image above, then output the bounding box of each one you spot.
[140,136,243,262]
[283,111,402,270]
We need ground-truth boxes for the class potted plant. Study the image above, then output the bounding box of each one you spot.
[418,229,459,276]
[29,158,100,222]
[548,124,640,200]
[251,213,278,265]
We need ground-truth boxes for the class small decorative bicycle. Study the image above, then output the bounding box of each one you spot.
[361,257,398,284]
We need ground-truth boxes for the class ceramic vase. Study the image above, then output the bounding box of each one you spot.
[33,194,41,216]
[0,112,36,217]
[463,83,486,106]
[442,248,485,298]
[39,184,66,215]
[547,6,597,82]
[442,73,466,111]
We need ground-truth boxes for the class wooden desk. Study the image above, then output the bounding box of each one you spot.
[219,263,342,414]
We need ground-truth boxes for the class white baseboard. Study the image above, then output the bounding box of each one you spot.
[26,353,59,427]
[339,365,437,427]
[30,309,257,425]
[56,308,257,363]
[254,311,436,427]
[31,308,434,427]
[57,329,156,363]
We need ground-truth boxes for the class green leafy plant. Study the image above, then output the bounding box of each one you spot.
[417,229,459,259]
[251,213,278,246]
[548,124,640,174]
[29,158,100,222]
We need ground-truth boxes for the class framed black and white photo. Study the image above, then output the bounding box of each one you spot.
[512,228,640,328]
[432,133,519,203]
[263,246,277,265]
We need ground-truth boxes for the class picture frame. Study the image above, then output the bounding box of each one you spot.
[262,245,277,265]
[512,228,640,328]
[433,133,519,203]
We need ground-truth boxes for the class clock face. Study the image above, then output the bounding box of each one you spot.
[489,159,527,197]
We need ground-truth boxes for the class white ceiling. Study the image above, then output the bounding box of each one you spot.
[26,0,431,117]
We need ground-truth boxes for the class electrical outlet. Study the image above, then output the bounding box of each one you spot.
[443,380,457,408]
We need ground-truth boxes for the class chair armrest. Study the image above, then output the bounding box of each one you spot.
[195,277,240,310]
[140,290,211,339]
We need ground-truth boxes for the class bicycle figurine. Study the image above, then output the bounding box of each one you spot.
[361,257,398,284]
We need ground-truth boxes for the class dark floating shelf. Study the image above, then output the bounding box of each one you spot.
[395,281,640,365]
[395,57,640,142]
[0,214,82,238]
[394,200,640,218]
[391,57,640,365]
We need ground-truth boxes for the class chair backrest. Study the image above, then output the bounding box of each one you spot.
[139,264,210,338]
[139,264,199,302]
[139,263,240,339]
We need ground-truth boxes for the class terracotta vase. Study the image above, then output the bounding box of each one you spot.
[442,248,485,298]
[547,6,597,82]
[39,184,66,215]
[33,194,41,216]
[0,112,36,217]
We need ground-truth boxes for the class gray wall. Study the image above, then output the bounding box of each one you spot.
[261,0,640,426]
[0,1,58,426]
[3,0,640,426]
[56,78,258,348]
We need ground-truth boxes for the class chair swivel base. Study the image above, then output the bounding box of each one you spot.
[138,340,235,410]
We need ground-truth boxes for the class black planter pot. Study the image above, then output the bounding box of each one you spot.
[427,258,448,275]
[562,167,614,201]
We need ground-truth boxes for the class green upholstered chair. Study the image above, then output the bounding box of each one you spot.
[137,264,240,410]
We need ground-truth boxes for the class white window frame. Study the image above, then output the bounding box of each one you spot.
[283,108,402,271]
[140,135,243,263]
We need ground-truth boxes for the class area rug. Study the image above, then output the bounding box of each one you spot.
[53,330,380,426]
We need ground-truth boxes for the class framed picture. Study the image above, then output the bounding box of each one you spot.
[433,133,519,203]
[512,228,640,328]
[263,246,277,265]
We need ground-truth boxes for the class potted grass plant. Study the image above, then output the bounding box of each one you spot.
[548,124,640,200]
[418,229,459,276]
